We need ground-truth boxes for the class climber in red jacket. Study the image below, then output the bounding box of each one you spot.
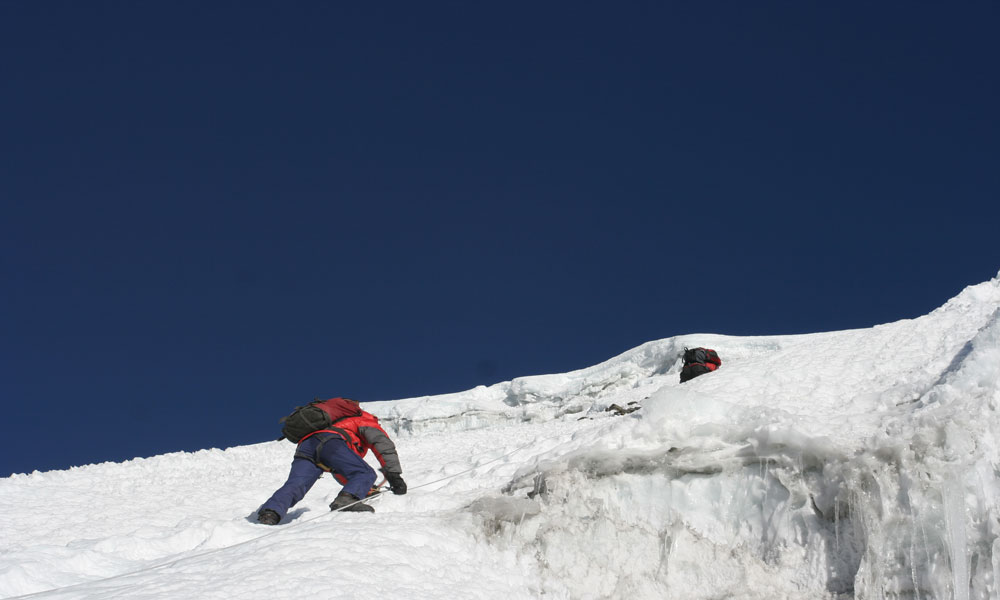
[679,347,722,383]
[257,398,406,525]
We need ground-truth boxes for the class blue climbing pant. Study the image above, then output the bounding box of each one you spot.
[261,434,377,519]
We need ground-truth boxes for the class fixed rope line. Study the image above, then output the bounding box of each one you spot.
[8,437,540,600]
[405,438,537,492]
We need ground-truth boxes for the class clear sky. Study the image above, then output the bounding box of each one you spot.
[2,2,997,477]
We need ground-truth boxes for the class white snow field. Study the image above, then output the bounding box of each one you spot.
[2,273,1000,600]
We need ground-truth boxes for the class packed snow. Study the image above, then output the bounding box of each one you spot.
[3,273,1000,599]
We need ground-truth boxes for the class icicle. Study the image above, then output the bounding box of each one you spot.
[834,494,840,555]
[910,523,921,600]
[944,481,970,600]
[991,538,1000,600]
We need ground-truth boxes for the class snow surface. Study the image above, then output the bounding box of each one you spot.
[3,273,1000,599]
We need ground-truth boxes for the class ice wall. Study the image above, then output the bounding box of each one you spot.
[438,276,1000,599]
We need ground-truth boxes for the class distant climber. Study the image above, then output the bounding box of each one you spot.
[256,397,406,525]
[679,347,722,383]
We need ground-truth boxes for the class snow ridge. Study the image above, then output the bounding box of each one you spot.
[2,273,999,599]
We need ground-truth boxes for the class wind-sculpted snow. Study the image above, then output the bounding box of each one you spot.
[1,273,999,599]
[367,333,740,435]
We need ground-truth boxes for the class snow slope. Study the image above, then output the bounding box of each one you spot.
[2,273,999,599]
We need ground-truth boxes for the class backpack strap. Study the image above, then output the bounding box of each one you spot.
[294,430,339,471]
[293,414,363,470]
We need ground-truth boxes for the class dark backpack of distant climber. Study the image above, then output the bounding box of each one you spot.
[679,347,722,383]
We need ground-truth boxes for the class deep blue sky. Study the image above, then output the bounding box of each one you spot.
[2,2,997,476]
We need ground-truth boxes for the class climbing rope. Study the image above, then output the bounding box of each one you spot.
[8,437,539,600]
[317,437,538,515]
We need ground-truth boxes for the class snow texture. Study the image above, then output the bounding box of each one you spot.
[3,272,1000,599]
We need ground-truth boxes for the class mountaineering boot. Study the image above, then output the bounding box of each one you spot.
[257,509,280,525]
[330,490,375,513]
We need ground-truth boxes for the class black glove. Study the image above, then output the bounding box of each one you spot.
[385,472,407,495]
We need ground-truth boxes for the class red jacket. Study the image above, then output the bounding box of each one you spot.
[694,349,722,370]
[299,410,402,475]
